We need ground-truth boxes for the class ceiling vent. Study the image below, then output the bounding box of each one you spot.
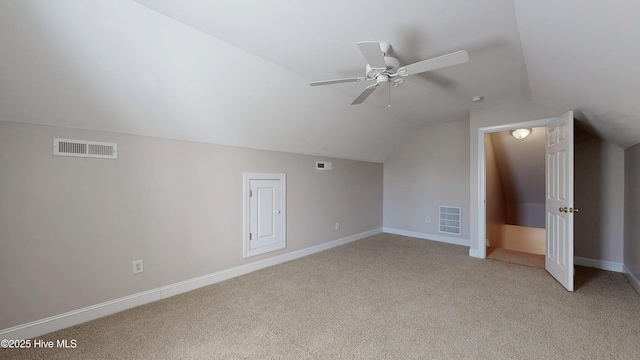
[53,138,117,159]
[439,206,461,235]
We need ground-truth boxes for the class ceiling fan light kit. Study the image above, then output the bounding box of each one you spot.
[310,41,469,105]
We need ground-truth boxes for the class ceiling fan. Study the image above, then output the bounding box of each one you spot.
[310,41,469,105]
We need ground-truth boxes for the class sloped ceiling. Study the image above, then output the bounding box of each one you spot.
[133,0,531,125]
[1,1,638,163]
[512,0,640,148]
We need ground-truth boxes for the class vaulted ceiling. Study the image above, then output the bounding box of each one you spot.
[1,1,639,162]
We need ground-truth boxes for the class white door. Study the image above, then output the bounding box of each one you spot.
[243,173,286,258]
[545,111,575,291]
[250,179,282,250]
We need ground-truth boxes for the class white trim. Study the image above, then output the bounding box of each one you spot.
[468,248,482,258]
[475,117,555,259]
[476,128,487,259]
[383,227,470,247]
[623,265,640,295]
[574,257,624,273]
[0,290,160,342]
[0,228,382,340]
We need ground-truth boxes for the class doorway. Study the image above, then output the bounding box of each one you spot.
[475,112,576,291]
[484,128,546,268]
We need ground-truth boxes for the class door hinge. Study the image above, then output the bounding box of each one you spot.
[249,190,252,197]
[249,233,252,240]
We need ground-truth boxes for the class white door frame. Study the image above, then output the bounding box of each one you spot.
[476,117,555,259]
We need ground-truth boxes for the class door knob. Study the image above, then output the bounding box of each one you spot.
[570,208,579,213]
[559,207,568,213]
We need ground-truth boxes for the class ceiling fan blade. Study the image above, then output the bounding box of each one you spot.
[351,84,379,105]
[398,50,469,76]
[357,41,387,69]
[309,77,366,86]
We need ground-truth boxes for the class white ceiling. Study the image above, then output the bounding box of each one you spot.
[133,0,532,125]
[513,0,640,148]
[1,1,639,163]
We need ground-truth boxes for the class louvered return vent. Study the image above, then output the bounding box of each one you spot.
[53,138,117,159]
[439,206,461,235]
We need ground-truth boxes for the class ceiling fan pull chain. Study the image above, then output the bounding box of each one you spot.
[388,83,391,107]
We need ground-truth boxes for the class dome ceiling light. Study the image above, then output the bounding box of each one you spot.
[511,128,532,139]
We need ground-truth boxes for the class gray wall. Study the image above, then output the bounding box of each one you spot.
[0,121,383,329]
[383,120,470,240]
[384,105,626,265]
[575,127,624,262]
[624,143,640,281]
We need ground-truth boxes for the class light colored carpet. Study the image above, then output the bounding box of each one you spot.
[3,233,639,359]
[487,247,545,269]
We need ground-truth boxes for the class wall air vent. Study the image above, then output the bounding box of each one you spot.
[439,206,461,235]
[315,161,332,170]
[53,138,117,159]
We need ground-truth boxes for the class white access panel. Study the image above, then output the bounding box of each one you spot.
[250,180,281,250]
[243,173,286,258]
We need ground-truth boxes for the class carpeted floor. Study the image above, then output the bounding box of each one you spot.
[487,247,545,269]
[3,233,639,359]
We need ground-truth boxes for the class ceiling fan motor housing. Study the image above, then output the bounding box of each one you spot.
[376,74,389,85]
[365,56,400,79]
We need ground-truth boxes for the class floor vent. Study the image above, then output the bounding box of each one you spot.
[53,138,117,159]
[439,206,461,235]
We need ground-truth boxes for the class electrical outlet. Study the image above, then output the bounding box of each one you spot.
[132,259,143,274]
[335,222,340,230]
[425,217,431,223]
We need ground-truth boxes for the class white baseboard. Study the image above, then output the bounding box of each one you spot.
[574,256,624,273]
[382,227,470,247]
[623,265,640,296]
[0,228,382,340]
